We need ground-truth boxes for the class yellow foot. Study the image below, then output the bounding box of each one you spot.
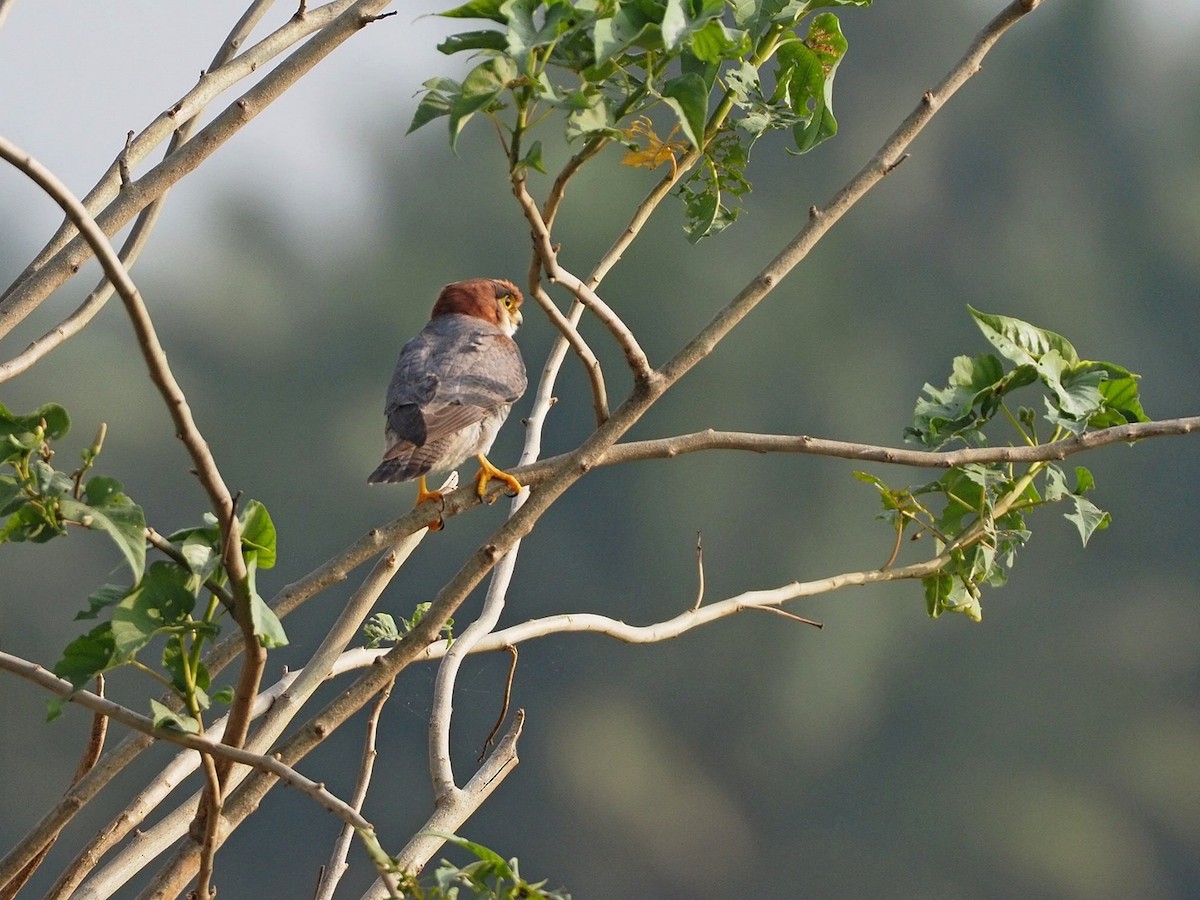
[473,453,523,503]
[414,475,445,531]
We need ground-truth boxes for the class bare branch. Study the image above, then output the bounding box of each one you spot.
[0,0,277,383]
[0,0,388,338]
[314,678,395,900]
[512,173,654,383]
[526,284,609,425]
[584,418,1200,470]
[0,651,374,831]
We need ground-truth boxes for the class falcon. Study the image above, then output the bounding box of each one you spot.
[368,278,528,528]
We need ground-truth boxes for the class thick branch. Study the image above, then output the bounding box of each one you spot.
[658,0,1044,388]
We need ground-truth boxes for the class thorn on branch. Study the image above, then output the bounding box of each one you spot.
[479,645,518,762]
[692,532,705,611]
[118,131,135,187]
[750,606,823,629]
[884,153,911,175]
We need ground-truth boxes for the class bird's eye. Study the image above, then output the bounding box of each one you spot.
[501,295,514,309]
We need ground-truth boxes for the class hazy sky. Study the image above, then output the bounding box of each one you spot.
[0,1,460,257]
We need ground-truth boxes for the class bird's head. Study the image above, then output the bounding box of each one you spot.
[432,278,524,337]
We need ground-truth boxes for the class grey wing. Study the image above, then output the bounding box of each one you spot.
[383,314,525,449]
[415,319,527,444]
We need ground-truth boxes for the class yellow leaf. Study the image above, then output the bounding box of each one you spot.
[620,116,687,174]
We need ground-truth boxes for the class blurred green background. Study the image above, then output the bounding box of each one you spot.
[2,2,1199,897]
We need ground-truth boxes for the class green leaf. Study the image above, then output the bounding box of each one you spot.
[450,56,516,150]
[1074,465,1096,494]
[59,476,146,581]
[75,583,129,621]
[1091,367,1149,426]
[52,623,119,690]
[240,499,277,570]
[922,571,982,622]
[110,562,198,658]
[0,401,70,445]
[0,475,22,515]
[688,19,750,64]
[150,699,200,734]
[968,306,1080,366]
[437,29,508,55]
[772,13,848,154]
[502,0,577,70]
[245,557,288,648]
[516,139,547,173]
[438,0,508,24]
[163,639,211,698]
[364,612,402,648]
[0,501,63,543]
[594,7,662,65]
[662,72,710,149]
[565,89,611,140]
[906,354,1005,449]
[408,77,460,135]
[1064,494,1110,547]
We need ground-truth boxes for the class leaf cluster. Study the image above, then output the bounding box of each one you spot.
[412,0,869,238]
[0,405,145,576]
[859,309,1146,621]
[399,834,571,899]
[44,461,287,730]
[363,605,455,648]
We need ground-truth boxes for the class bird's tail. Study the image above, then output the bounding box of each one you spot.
[367,458,418,484]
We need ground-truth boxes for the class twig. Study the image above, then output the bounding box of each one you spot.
[367,710,525,895]
[512,174,654,383]
[313,678,396,900]
[748,606,823,628]
[478,646,518,763]
[193,751,223,900]
[527,284,609,426]
[0,651,374,830]
[692,531,705,611]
